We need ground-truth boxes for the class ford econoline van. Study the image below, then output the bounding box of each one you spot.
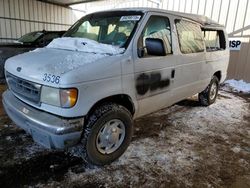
[2,8,229,165]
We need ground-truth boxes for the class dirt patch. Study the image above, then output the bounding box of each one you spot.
[230,175,250,188]
[0,123,84,187]
[0,152,83,187]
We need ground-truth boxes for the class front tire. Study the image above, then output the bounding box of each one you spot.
[199,76,219,106]
[82,103,133,166]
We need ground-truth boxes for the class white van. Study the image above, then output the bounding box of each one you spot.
[3,8,229,165]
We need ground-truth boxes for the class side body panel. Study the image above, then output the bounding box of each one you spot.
[170,17,207,103]
[200,29,230,85]
[132,12,208,118]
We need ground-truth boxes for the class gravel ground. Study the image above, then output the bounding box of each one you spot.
[0,84,249,188]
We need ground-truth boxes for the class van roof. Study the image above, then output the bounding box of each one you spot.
[92,7,224,28]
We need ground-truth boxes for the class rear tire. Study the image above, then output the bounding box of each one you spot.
[199,76,219,106]
[81,103,133,166]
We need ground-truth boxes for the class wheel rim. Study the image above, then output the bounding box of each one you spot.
[96,119,125,154]
[210,82,218,100]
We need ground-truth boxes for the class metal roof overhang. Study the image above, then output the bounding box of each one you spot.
[39,0,103,6]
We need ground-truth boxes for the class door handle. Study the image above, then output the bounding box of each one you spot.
[171,69,175,79]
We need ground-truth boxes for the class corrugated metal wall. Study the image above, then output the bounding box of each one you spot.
[0,0,85,43]
[73,0,250,82]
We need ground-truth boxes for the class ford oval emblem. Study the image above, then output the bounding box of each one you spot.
[17,67,22,72]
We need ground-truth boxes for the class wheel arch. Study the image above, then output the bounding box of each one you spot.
[86,94,135,119]
[213,71,222,82]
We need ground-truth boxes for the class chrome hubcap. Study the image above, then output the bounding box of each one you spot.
[96,119,125,154]
[210,82,217,100]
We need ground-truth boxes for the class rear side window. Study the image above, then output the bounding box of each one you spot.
[175,19,204,54]
[203,30,226,51]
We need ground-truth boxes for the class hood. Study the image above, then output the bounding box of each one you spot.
[5,38,125,87]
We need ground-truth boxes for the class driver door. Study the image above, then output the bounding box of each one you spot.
[133,13,177,117]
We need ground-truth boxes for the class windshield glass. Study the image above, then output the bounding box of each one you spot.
[18,32,43,43]
[64,11,143,48]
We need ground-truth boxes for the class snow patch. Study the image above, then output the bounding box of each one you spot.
[23,144,46,157]
[45,51,107,74]
[5,136,12,141]
[224,79,250,93]
[232,146,241,153]
[31,48,42,52]
[47,37,125,55]
[164,91,248,136]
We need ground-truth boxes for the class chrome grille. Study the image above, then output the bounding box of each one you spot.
[6,72,41,104]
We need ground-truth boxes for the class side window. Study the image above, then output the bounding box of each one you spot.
[138,16,172,57]
[175,19,204,54]
[203,30,226,51]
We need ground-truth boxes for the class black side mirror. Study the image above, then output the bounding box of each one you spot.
[145,38,166,56]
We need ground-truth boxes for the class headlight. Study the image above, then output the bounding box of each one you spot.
[41,86,78,108]
[41,86,60,107]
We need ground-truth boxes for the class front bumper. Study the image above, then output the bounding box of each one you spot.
[2,90,84,149]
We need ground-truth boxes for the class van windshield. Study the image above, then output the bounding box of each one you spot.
[64,11,143,48]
